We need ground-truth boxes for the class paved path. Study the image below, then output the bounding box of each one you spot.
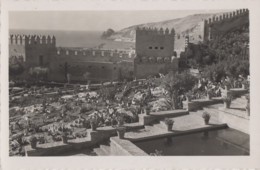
[125,113,227,142]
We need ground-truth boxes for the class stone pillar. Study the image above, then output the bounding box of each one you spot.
[182,100,189,111]
[88,129,99,142]
[138,114,155,125]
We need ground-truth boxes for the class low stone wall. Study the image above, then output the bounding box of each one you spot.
[183,98,223,111]
[25,136,93,156]
[183,88,249,112]
[230,88,249,98]
[218,108,249,134]
[25,123,144,156]
[110,137,148,156]
[138,109,189,125]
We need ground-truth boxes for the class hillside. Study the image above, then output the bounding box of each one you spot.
[107,13,219,41]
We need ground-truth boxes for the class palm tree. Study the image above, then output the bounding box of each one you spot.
[162,71,196,109]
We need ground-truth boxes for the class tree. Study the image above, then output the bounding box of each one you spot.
[29,67,49,82]
[9,63,24,78]
[202,59,249,82]
[161,71,197,109]
[99,86,117,101]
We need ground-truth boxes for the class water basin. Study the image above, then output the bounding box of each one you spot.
[134,128,249,156]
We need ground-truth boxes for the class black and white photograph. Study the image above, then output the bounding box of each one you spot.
[2,0,260,169]
[7,9,250,156]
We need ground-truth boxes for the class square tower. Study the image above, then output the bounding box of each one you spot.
[135,27,175,60]
[134,27,178,79]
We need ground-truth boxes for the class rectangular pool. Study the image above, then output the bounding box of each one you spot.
[134,128,249,156]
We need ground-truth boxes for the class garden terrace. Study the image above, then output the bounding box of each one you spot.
[125,113,227,142]
[9,69,250,156]
[24,122,144,156]
[183,97,223,111]
[182,88,249,111]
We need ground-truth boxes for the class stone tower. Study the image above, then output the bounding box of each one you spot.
[134,27,178,78]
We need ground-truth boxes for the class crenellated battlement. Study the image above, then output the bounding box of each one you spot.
[202,8,249,41]
[136,27,175,36]
[204,9,249,26]
[9,34,56,46]
[56,48,133,59]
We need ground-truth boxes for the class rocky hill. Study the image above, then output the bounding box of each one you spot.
[107,13,220,41]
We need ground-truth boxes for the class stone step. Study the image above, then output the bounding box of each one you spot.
[234,96,246,100]
[100,144,111,155]
[232,97,247,103]
[93,147,109,156]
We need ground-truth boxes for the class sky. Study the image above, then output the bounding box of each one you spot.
[9,10,229,31]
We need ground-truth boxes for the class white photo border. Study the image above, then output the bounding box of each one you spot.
[1,0,260,169]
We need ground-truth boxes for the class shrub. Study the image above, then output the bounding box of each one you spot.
[99,86,117,101]
[80,105,90,114]
[223,95,233,103]
[161,71,197,109]
[29,136,37,143]
[202,112,211,119]
[164,118,174,125]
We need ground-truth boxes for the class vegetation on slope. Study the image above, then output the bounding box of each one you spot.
[180,24,249,82]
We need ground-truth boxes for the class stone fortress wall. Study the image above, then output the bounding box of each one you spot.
[203,9,249,41]
[9,35,56,68]
[135,27,175,58]
[134,27,178,78]
[9,9,249,82]
[186,9,249,44]
[9,34,134,83]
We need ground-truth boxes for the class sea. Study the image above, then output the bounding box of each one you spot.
[10,29,135,50]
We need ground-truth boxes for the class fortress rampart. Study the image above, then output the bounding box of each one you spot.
[203,9,249,41]
[9,34,134,83]
[204,9,249,26]
[182,9,249,45]
[134,27,178,78]
[136,27,175,59]
[56,48,132,61]
[136,27,175,35]
[9,34,56,46]
[9,9,249,82]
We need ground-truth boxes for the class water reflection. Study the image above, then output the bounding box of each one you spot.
[135,128,249,156]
